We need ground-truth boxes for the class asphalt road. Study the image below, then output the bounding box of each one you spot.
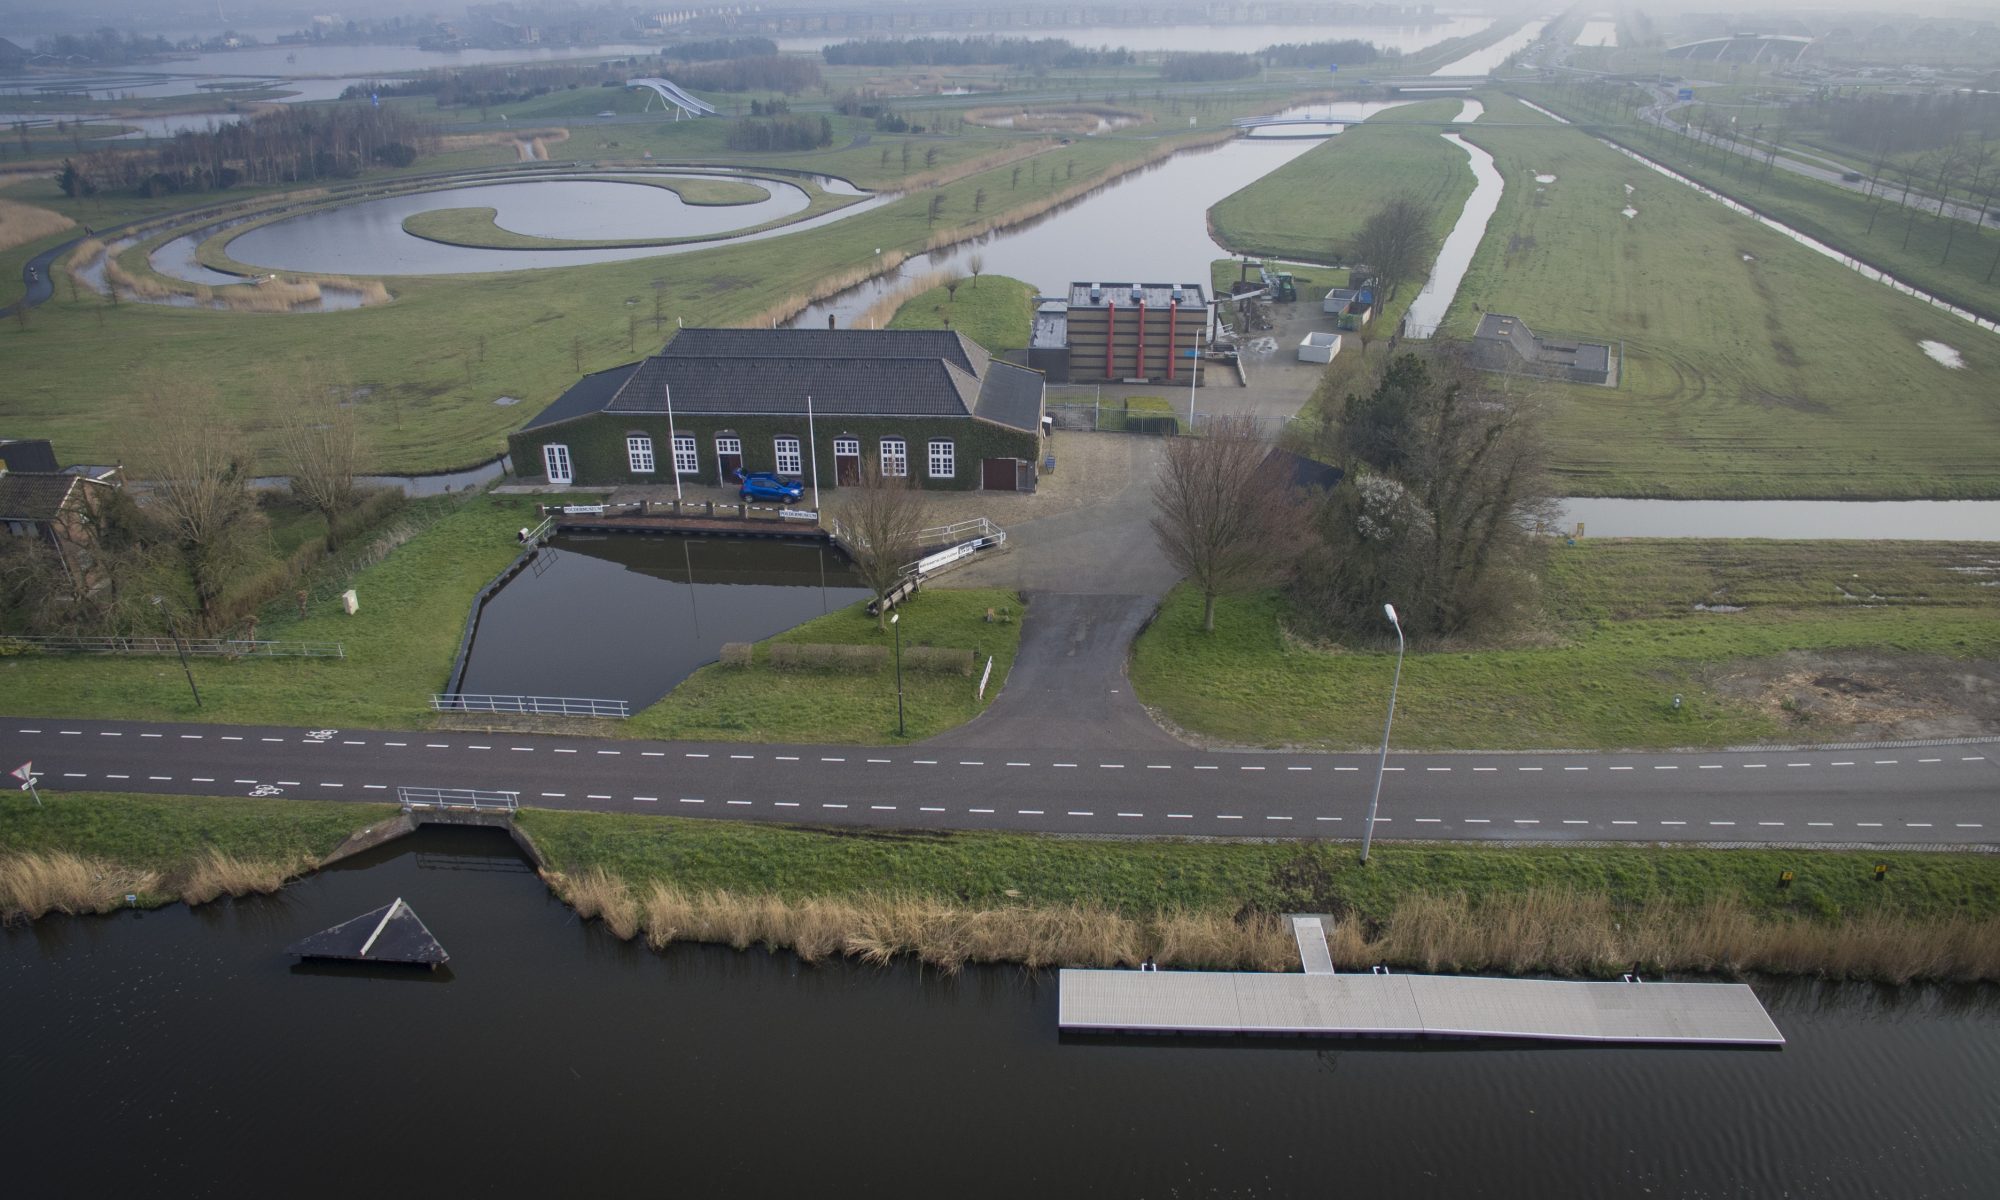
[6,717,1995,846]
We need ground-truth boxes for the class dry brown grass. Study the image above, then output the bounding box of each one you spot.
[315,275,393,305]
[218,275,322,311]
[855,267,948,330]
[0,852,160,921]
[741,249,914,330]
[555,875,2000,982]
[0,197,74,252]
[439,126,567,153]
[101,255,214,304]
[179,850,304,906]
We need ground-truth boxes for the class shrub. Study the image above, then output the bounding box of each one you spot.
[904,645,975,675]
[769,642,890,672]
[719,641,753,667]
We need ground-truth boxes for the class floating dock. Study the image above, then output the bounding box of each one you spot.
[1058,969,1784,1046]
[287,898,449,969]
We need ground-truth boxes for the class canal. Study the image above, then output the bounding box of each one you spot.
[5,824,1998,1196]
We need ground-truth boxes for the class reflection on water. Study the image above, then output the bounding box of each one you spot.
[1433,19,1549,75]
[458,533,870,704]
[6,824,2000,1197]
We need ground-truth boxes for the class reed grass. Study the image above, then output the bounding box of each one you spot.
[179,850,307,906]
[0,852,159,921]
[0,197,74,252]
[544,870,2000,983]
[855,267,948,330]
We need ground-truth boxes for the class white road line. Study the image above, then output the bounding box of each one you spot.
[1150,765,1173,770]
[1217,814,1244,820]
[1612,820,1637,825]
[1267,816,1293,821]
[587,794,611,800]
[1473,767,1497,773]
[921,807,946,813]
[426,743,448,749]
[1808,822,1833,827]
[1066,810,1094,817]
[383,742,404,747]
[1660,820,1686,826]
[776,756,799,761]
[872,805,897,811]
[1906,822,1933,828]
[1168,813,1193,819]
[1194,765,1219,771]
[1053,762,1077,768]
[342,740,365,745]
[512,747,534,753]
[1759,822,1785,827]
[970,808,995,814]
[469,745,491,751]
[1653,765,1677,771]
[1007,762,1030,767]
[262,737,284,743]
[363,784,386,790]
[1698,765,1722,770]
[823,757,846,763]
[598,750,621,756]
[1240,766,1264,772]
[141,733,161,739]
[1832,762,1855,767]
[684,798,707,805]
[1744,763,1766,769]
[914,759,938,765]
[637,797,661,803]
[62,773,86,778]
[1518,767,1542,772]
[1564,766,1588,772]
[276,780,300,787]
[728,800,751,807]
[320,783,343,789]
[1562,819,1588,825]
[1920,758,1941,763]
[1609,766,1634,771]
[149,775,172,780]
[1317,817,1342,822]
[1963,756,1987,762]
[687,753,709,758]
[1466,818,1490,824]
[194,777,214,783]
[17,729,40,734]
[234,779,256,784]
[542,792,565,798]
[1514,819,1539,824]
[99,732,121,737]
[1101,764,1125,770]
[1709,821,1734,826]
[1857,822,1883,827]
[1288,766,1312,772]
[729,754,752,760]
[1384,767,1405,773]
[59,731,81,735]
[1957,823,1983,829]
[1415,818,1442,823]
[1788,762,1811,768]
[1118,812,1143,818]
[1337,766,1360,772]
[105,774,128,779]
[1018,809,1044,815]
[869,758,892,764]
[643,752,665,758]
[774,801,798,807]
[961,761,985,766]
[1428,767,1451,773]
[1874,760,1898,765]
[551,747,577,754]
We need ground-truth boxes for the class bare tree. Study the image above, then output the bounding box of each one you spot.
[131,380,268,633]
[942,273,965,303]
[967,251,985,287]
[272,364,365,549]
[1350,194,1432,302]
[836,463,930,630]
[1151,416,1308,633]
[927,192,945,225]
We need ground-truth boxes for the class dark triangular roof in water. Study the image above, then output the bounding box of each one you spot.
[287,898,448,967]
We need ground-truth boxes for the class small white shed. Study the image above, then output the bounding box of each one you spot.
[1297,331,1343,364]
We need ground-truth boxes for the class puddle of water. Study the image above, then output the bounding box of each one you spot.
[1919,340,1966,369]
[459,534,870,705]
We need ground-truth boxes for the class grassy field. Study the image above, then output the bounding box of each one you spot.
[1207,100,1477,266]
[1446,95,2000,499]
[1513,83,2000,328]
[1131,539,2000,750]
[627,588,1024,744]
[885,273,1035,353]
[0,100,1278,474]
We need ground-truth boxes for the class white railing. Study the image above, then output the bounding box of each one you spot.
[431,693,630,718]
[398,786,520,813]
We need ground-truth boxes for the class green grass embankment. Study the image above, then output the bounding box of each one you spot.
[1132,539,2000,751]
[1448,94,2000,499]
[0,792,394,919]
[628,588,1024,744]
[885,273,1034,354]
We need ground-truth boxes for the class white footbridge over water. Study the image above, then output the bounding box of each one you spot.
[625,77,717,117]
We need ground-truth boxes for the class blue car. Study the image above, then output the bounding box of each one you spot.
[738,471,804,504]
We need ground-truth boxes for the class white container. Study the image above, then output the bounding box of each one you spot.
[1297,331,1342,363]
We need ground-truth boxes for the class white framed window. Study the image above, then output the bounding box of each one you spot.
[672,434,698,474]
[833,436,860,458]
[543,443,572,484]
[716,435,742,457]
[880,438,907,477]
[928,440,955,479]
[626,436,655,473]
[774,437,802,476]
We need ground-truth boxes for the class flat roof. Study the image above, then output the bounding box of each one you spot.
[1067,282,1207,310]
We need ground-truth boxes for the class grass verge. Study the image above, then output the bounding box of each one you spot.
[884,273,1035,353]
[0,792,392,918]
[1131,540,2000,750]
[627,587,1025,744]
[518,808,2000,982]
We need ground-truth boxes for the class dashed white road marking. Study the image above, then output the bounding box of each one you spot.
[541,792,565,798]
[262,737,284,743]
[871,805,897,811]
[554,749,578,755]
[320,783,343,789]
[17,729,40,734]
[383,741,404,747]
[1562,819,1589,825]
[961,761,984,767]
[149,775,171,780]
[1266,815,1292,822]
[1660,820,1686,826]
[1611,820,1637,825]
[637,796,661,803]
[1920,758,1941,764]
[1428,767,1451,773]
[921,807,946,813]
[1240,766,1264,772]
[822,757,846,763]
[773,801,796,807]
[1857,822,1883,828]
[1217,814,1244,820]
[1101,763,1124,770]
[1744,763,1766,769]
[1609,766,1633,771]
[1565,766,1588,772]
[362,784,386,790]
[1874,760,1898,765]
[1007,762,1030,767]
[469,745,491,751]
[1194,765,1219,771]
[1957,823,1984,829]
[728,800,752,807]
[587,794,611,800]
[1709,821,1734,826]
[869,758,891,764]
[1066,810,1094,817]
[1053,762,1077,769]
[1288,767,1311,772]
[1415,818,1441,823]
[1908,823,1932,828]
[914,759,938,765]
[1518,767,1542,773]
[1963,756,1987,762]
[1150,765,1173,771]
[597,750,621,756]
[1653,765,1677,771]
[642,752,665,758]
[776,755,799,761]
[1808,822,1833,827]
[728,754,752,760]
[1758,822,1785,827]
[1788,762,1811,768]
[141,733,161,739]
[687,753,709,758]
[1473,767,1497,773]
[970,808,995,814]
[1168,813,1193,820]
[222,736,243,741]
[99,732,121,737]
[1831,762,1855,767]
[342,740,365,745]
[1465,818,1490,824]
[62,772,87,778]
[105,774,128,779]
[1018,809,1044,815]
[193,777,214,783]
[1698,765,1722,770]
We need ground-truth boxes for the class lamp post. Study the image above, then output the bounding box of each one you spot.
[151,595,201,709]
[1359,603,1403,864]
[890,610,905,738]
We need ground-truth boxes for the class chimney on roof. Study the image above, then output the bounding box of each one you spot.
[1089,283,1102,303]
[1130,283,1142,302]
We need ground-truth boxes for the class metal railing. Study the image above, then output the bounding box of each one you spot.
[1,634,345,658]
[398,786,520,813]
[431,693,630,718]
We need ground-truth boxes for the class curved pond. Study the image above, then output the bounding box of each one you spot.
[205,174,819,277]
[8,825,2000,1195]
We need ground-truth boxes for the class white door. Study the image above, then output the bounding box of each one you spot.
[543,443,573,484]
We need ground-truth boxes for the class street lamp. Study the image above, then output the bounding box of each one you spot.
[1359,603,1404,864]
[890,610,905,738]
[150,595,202,709]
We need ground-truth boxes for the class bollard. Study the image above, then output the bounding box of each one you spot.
[1874,863,1889,883]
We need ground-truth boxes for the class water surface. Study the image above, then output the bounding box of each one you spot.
[6,825,2000,1198]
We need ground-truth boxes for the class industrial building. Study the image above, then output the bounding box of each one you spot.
[1030,282,1208,385]
[1469,314,1616,386]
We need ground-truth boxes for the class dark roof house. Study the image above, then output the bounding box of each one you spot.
[1,440,124,582]
[511,328,1047,492]
[1470,314,1615,386]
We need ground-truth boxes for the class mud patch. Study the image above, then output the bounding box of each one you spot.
[1702,651,2000,741]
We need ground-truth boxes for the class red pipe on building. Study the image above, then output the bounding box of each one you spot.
[1105,299,1115,379]
[1136,297,1146,380]
[1166,299,1178,382]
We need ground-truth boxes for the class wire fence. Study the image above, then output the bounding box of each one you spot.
[1,634,345,658]
[431,693,630,718]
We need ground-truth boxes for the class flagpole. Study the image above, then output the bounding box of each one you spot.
[806,393,821,511]
[665,382,682,501]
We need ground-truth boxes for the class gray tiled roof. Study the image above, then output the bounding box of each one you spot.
[522,361,643,431]
[0,472,78,522]
[973,361,1046,433]
[655,327,983,374]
